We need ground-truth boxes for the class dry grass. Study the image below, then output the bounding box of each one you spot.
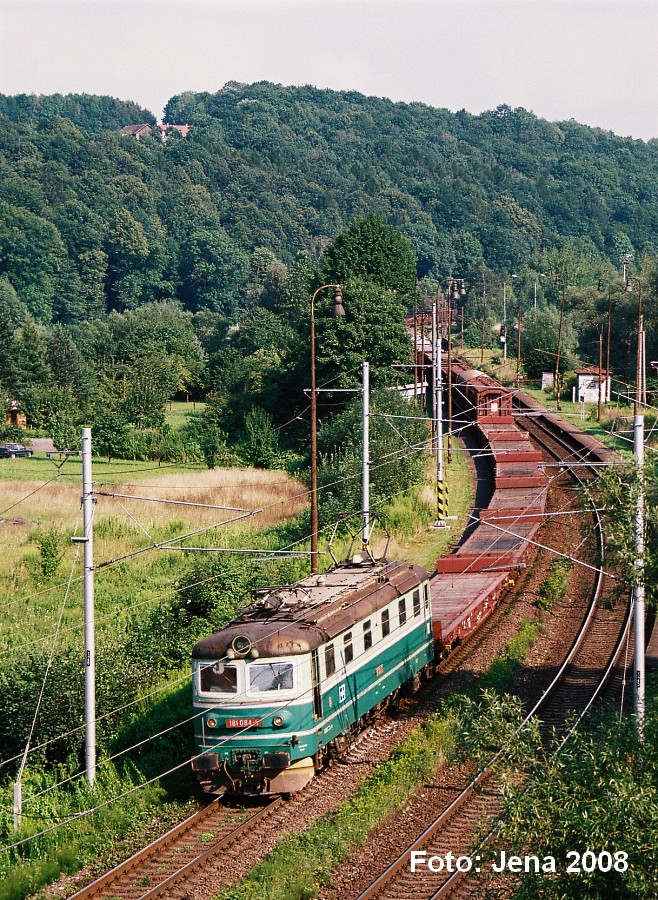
[110,468,307,531]
[0,468,306,535]
[0,468,307,650]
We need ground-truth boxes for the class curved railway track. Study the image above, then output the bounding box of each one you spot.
[67,797,282,900]
[63,431,542,900]
[353,407,629,900]
[66,399,626,900]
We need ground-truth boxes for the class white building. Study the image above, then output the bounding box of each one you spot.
[574,366,611,403]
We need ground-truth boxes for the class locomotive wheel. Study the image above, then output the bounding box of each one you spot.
[328,734,349,760]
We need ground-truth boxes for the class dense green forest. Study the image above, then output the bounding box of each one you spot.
[1,81,657,452]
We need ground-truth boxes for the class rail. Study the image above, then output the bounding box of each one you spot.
[68,796,282,900]
[354,406,628,900]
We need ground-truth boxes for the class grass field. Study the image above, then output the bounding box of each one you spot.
[0,462,308,652]
[163,400,205,429]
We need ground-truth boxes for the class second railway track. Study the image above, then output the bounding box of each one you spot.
[352,403,629,900]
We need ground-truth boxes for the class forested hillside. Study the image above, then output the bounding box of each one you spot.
[165,82,658,275]
[1,82,657,455]
[1,81,658,329]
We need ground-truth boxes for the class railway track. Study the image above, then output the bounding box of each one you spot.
[65,399,623,900]
[67,797,282,900]
[353,408,629,900]
[65,716,414,900]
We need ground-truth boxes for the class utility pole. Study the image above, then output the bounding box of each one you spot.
[361,361,370,551]
[502,275,517,363]
[413,280,418,402]
[633,414,645,740]
[420,295,427,410]
[431,299,437,453]
[605,290,612,407]
[447,302,453,464]
[554,284,566,411]
[502,280,508,362]
[516,305,522,389]
[433,301,448,527]
[597,325,603,422]
[79,428,96,785]
[628,276,645,412]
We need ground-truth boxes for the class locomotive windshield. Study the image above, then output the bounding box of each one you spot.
[248,661,294,692]
[199,661,238,694]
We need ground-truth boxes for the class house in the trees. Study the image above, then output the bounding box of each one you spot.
[5,400,26,428]
[158,123,191,141]
[120,123,191,141]
[120,123,153,139]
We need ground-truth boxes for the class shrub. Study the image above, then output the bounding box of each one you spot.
[537,558,573,610]
[34,528,64,579]
[0,424,29,443]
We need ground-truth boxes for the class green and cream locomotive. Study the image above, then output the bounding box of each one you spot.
[192,558,433,795]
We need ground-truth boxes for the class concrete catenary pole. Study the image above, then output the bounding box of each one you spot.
[433,302,447,526]
[362,361,370,550]
[81,427,96,784]
[633,414,645,740]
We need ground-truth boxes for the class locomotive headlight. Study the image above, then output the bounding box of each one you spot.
[206,717,218,729]
[272,715,285,727]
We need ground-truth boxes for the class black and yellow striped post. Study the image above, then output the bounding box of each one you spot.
[437,476,449,524]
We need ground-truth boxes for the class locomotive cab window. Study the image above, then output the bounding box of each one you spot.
[399,598,407,627]
[344,632,354,664]
[199,662,238,694]
[363,620,373,650]
[325,644,336,677]
[248,661,294,692]
[382,609,390,637]
[413,590,421,617]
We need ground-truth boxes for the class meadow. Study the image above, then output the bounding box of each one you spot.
[0,456,307,653]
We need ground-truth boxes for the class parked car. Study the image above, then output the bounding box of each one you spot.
[0,442,33,458]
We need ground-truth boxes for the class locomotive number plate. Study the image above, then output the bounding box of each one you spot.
[225,717,262,728]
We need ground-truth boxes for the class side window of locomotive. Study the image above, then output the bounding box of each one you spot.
[200,662,238,694]
[363,620,373,651]
[425,584,431,609]
[399,597,407,627]
[413,590,421,617]
[248,661,294,692]
[344,632,354,664]
[325,644,336,677]
[381,609,390,638]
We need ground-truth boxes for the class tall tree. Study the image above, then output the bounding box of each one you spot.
[180,228,249,318]
[321,214,416,296]
[104,208,150,310]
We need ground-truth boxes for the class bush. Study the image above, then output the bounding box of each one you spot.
[537,559,573,610]
[33,528,64,579]
[0,424,29,443]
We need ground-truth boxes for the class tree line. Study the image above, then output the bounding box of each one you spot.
[1,83,657,446]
